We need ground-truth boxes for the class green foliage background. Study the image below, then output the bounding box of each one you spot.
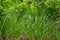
[0,0,60,40]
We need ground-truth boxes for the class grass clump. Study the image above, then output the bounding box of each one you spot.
[0,0,60,40]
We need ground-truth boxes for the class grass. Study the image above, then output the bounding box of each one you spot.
[0,0,60,40]
[0,13,60,40]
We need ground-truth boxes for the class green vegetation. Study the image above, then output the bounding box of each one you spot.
[0,0,60,40]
